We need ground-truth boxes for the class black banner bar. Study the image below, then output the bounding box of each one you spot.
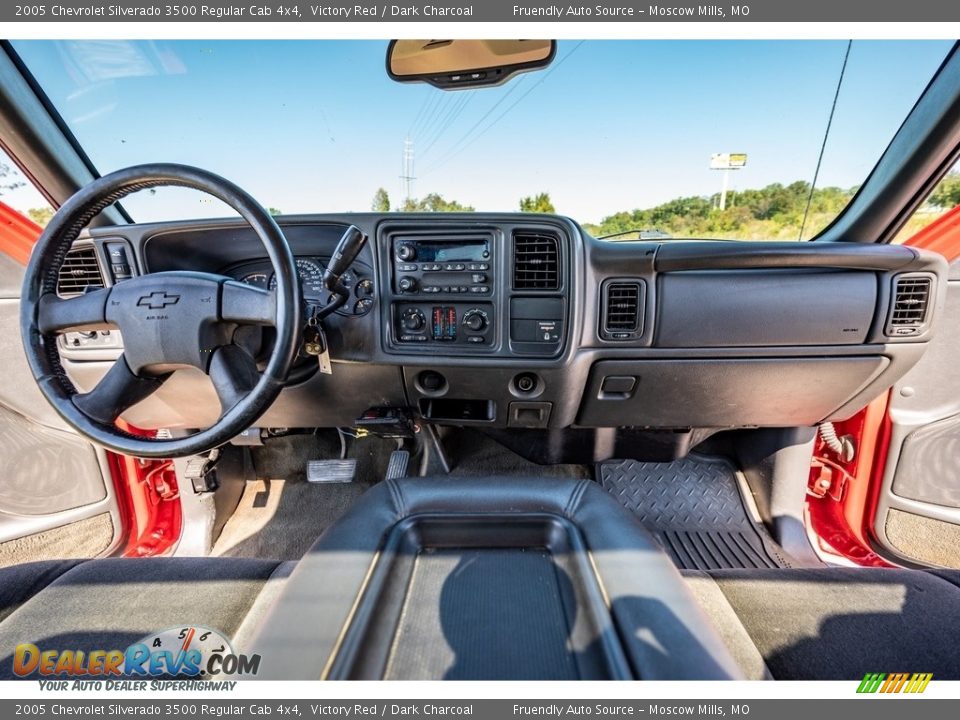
[4,1,960,23]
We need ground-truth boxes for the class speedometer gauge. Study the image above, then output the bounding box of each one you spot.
[270,258,326,298]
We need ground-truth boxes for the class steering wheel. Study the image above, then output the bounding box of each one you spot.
[20,164,302,458]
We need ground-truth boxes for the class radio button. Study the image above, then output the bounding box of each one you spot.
[471,273,487,283]
[467,336,486,344]
[398,263,418,272]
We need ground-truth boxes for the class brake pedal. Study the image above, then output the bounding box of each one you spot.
[307,459,357,484]
[384,450,410,481]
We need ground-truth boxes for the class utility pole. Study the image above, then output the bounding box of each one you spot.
[400,138,415,206]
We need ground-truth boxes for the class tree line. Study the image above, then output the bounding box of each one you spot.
[373,173,960,241]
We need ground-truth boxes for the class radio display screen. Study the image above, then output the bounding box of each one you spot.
[415,239,490,263]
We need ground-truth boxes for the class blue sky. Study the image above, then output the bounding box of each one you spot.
[9,39,954,224]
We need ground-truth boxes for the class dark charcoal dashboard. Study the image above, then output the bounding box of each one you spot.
[57,212,948,462]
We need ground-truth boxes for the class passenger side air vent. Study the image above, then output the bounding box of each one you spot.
[57,246,105,298]
[886,274,933,337]
[513,231,560,290]
[601,280,645,340]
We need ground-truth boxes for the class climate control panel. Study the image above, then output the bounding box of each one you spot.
[393,302,494,348]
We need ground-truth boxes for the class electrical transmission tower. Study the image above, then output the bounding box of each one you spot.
[400,138,416,205]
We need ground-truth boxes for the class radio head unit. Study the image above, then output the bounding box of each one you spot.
[392,235,494,296]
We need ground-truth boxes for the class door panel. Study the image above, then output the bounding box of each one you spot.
[0,252,122,566]
[873,260,960,567]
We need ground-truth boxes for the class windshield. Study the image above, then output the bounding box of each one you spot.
[9,39,953,240]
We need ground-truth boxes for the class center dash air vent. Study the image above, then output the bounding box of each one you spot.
[886,274,932,337]
[513,231,560,290]
[601,280,645,340]
[57,246,105,298]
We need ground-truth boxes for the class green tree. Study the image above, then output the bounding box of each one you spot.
[371,187,391,212]
[27,207,54,226]
[587,181,859,241]
[931,172,960,209]
[268,207,282,216]
[401,193,474,212]
[519,192,556,214]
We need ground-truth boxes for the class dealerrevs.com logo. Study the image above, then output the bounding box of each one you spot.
[857,673,933,694]
[13,626,260,678]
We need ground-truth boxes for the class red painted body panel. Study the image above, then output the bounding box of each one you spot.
[0,200,40,265]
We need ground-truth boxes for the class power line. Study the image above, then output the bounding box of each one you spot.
[415,91,457,146]
[421,42,585,176]
[419,92,474,161]
[407,89,440,140]
[418,74,532,175]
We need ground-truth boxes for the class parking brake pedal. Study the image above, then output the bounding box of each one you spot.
[385,450,410,481]
[307,459,357,484]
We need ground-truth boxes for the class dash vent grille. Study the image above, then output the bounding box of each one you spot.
[886,274,932,336]
[513,232,560,290]
[601,280,644,340]
[57,246,105,298]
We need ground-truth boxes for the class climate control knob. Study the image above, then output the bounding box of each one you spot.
[398,276,417,293]
[462,309,488,332]
[397,244,416,261]
[401,308,426,331]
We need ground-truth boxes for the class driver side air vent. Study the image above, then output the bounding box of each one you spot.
[886,274,932,337]
[57,246,105,298]
[513,231,560,290]
[601,280,645,341]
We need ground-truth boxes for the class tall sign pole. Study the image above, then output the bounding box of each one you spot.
[710,153,748,210]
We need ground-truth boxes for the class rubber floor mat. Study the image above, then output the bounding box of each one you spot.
[598,455,793,570]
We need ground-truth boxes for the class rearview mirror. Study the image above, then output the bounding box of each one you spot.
[387,40,556,90]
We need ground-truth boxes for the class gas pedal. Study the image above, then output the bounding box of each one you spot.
[306,459,357,484]
[384,450,410,481]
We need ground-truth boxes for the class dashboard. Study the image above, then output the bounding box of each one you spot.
[57,212,948,462]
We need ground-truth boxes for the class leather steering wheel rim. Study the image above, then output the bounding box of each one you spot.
[20,163,302,458]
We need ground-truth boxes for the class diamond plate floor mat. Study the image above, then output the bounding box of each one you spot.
[597,455,793,570]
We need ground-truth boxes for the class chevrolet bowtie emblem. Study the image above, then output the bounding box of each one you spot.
[137,291,181,310]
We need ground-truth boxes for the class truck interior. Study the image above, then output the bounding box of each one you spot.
[1,38,960,681]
